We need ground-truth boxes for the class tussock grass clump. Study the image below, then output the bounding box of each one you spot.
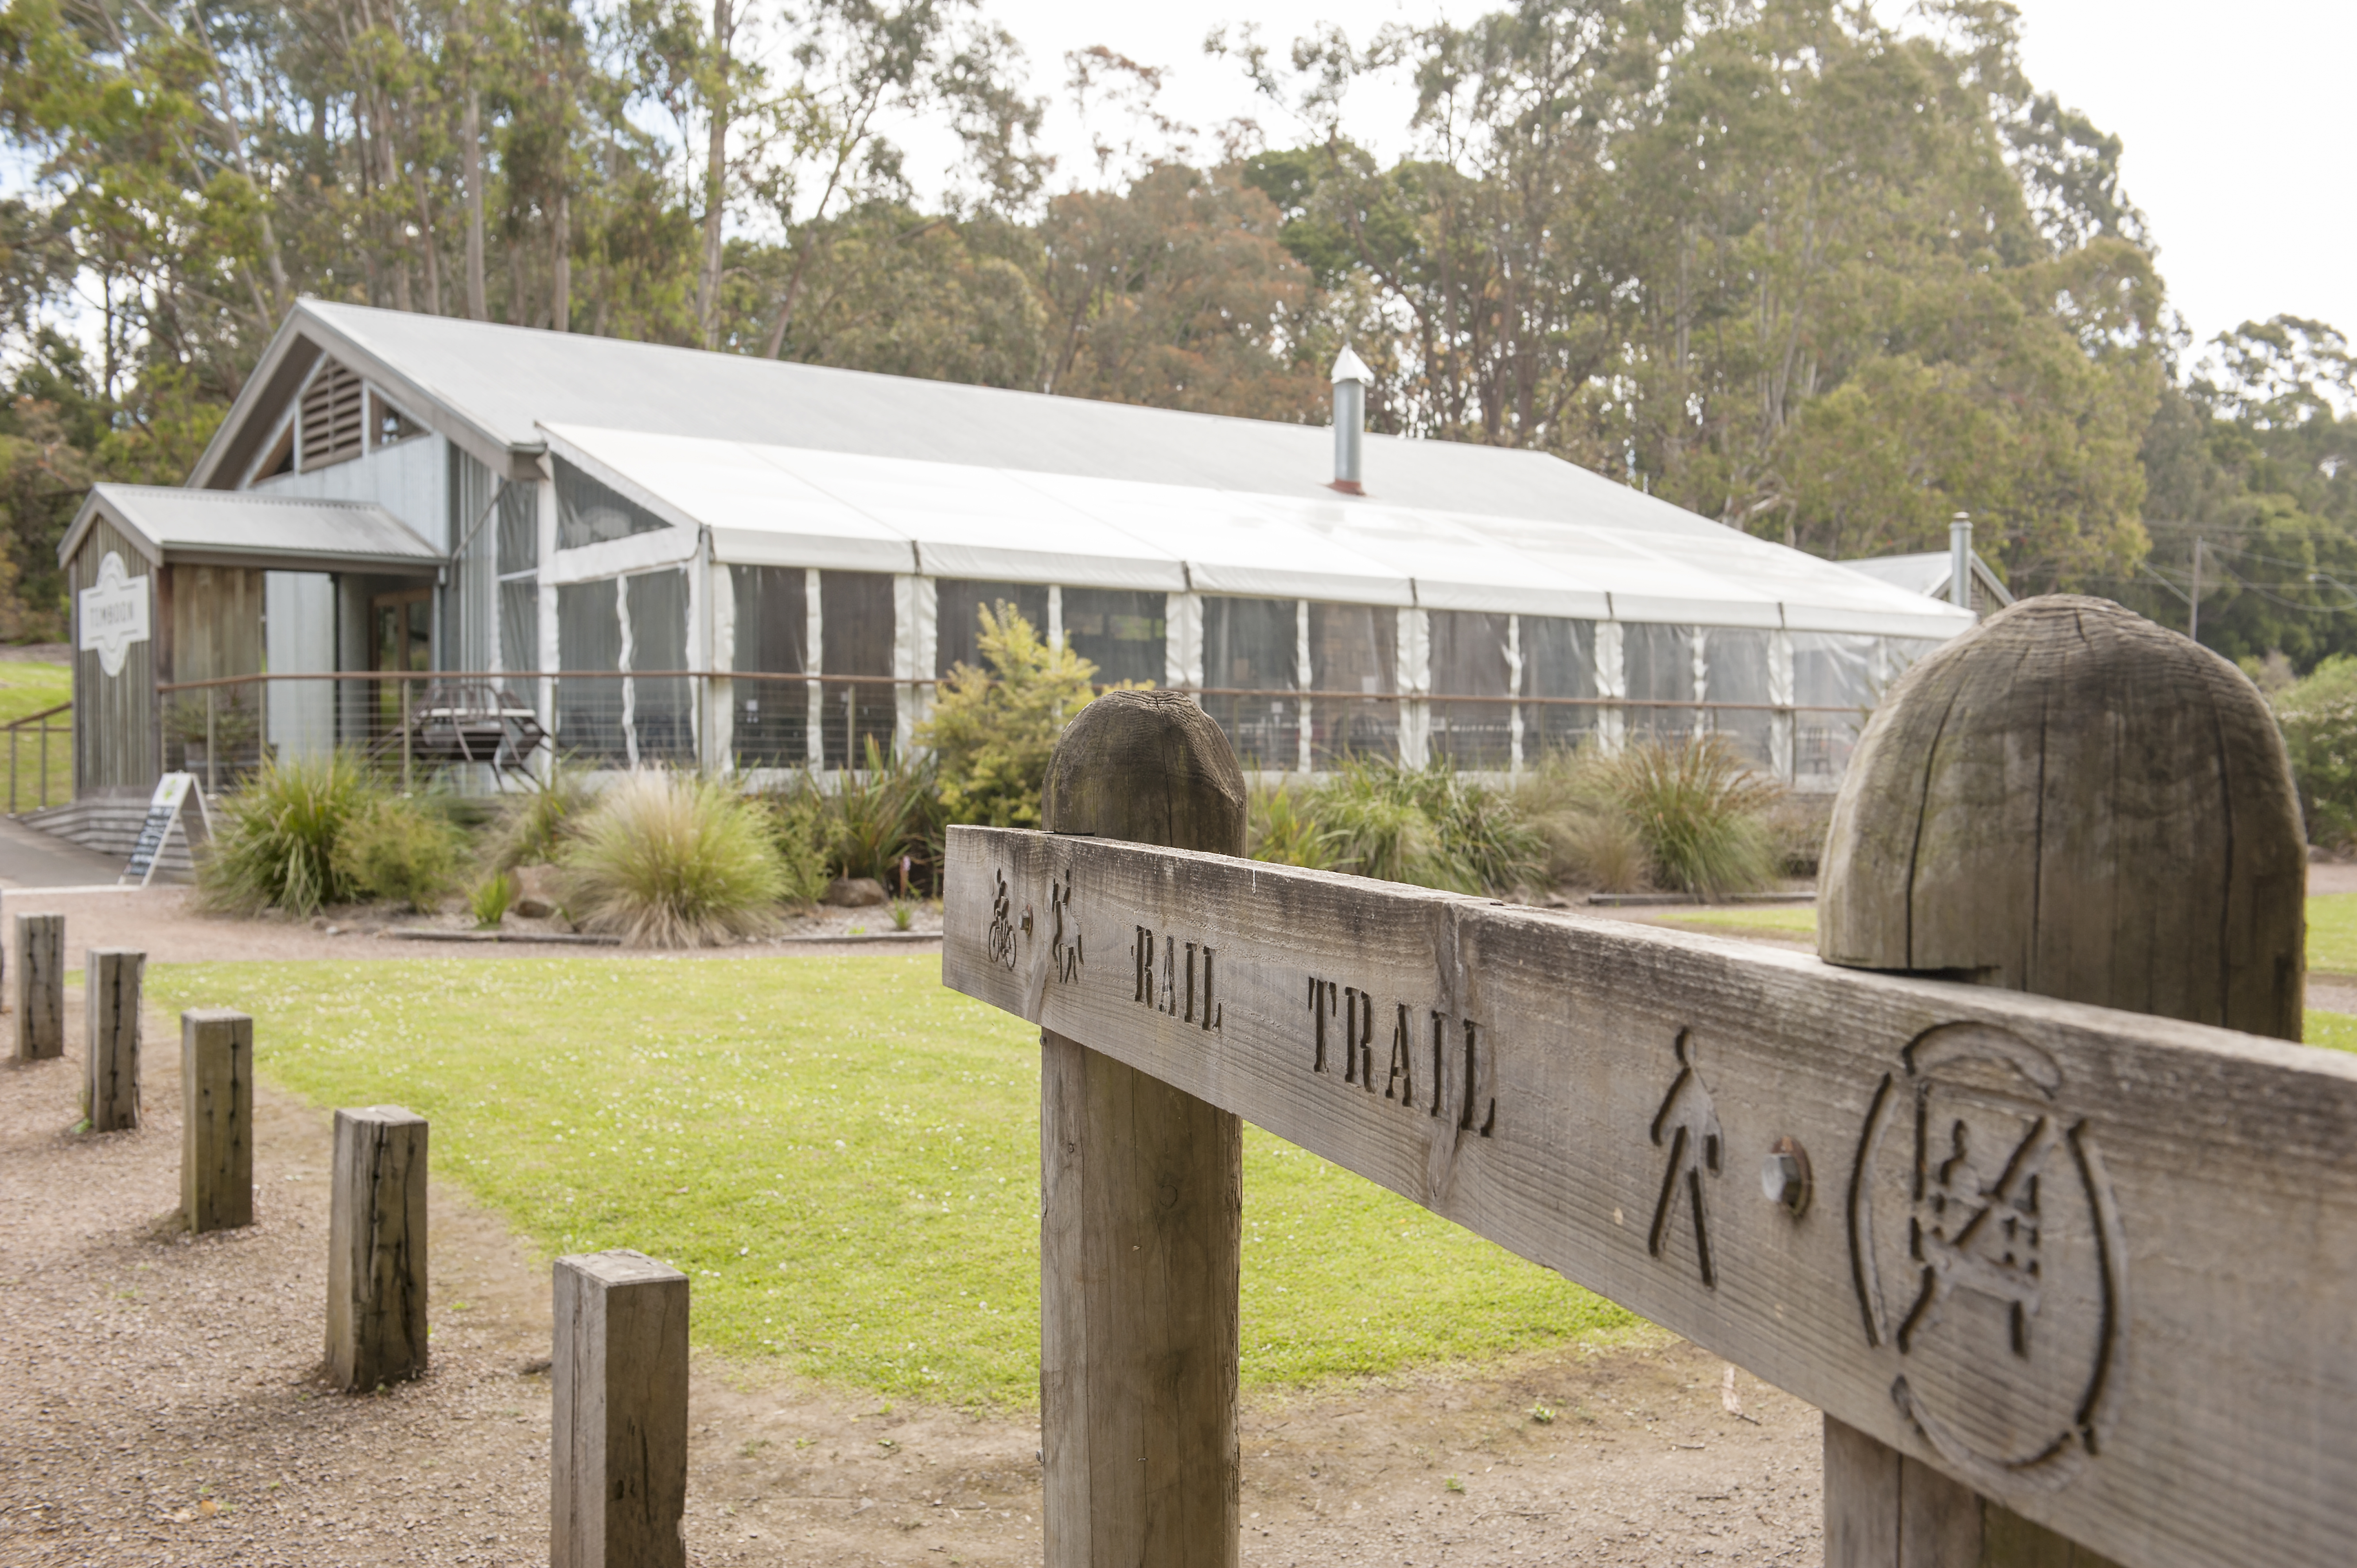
[758,739,946,900]
[484,762,599,869]
[1249,760,1544,895]
[1610,735,1781,897]
[333,795,466,912]
[561,770,787,947]
[471,871,517,928]
[1509,747,1650,893]
[195,750,380,916]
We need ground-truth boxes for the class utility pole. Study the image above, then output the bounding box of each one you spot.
[2189,537,2204,644]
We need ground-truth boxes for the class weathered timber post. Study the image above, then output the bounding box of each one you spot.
[327,1106,429,1390]
[553,1249,689,1568]
[84,948,144,1131]
[1038,688,1249,1568]
[1818,594,2306,1568]
[12,912,62,1060]
[180,1009,253,1232]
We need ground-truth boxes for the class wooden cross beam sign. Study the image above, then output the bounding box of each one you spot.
[943,602,2353,1568]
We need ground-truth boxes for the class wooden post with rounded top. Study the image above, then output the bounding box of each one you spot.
[1817,595,2306,1568]
[1038,689,1249,1568]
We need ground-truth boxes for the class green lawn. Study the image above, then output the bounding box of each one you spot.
[0,659,71,806]
[146,955,1631,1408]
[0,658,70,725]
[2307,893,2357,976]
[1657,903,1819,938]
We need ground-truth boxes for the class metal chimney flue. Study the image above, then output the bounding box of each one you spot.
[1949,512,1974,613]
[1330,345,1371,495]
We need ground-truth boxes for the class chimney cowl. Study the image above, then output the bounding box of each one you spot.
[1330,345,1370,494]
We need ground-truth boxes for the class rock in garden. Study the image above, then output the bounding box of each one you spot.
[513,864,560,920]
[824,877,887,908]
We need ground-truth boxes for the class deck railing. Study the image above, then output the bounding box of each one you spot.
[4,700,71,815]
[141,669,1878,792]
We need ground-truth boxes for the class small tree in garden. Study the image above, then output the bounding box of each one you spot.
[918,603,1139,827]
[2274,654,2357,847]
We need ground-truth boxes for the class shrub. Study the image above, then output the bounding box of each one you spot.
[825,737,946,886]
[2275,655,2357,847]
[1248,782,1340,869]
[1510,746,1650,893]
[917,603,1140,827]
[471,871,516,928]
[757,787,835,907]
[333,795,466,911]
[195,750,380,916]
[484,762,598,869]
[1610,735,1781,897]
[561,770,787,947]
[1251,759,1545,895]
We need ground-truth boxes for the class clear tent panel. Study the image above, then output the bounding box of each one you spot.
[1792,631,1878,782]
[626,568,694,765]
[1202,595,1299,769]
[494,479,537,575]
[1625,622,1697,745]
[1703,628,1774,768]
[937,580,1048,678]
[554,456,670,550]
[821,570,895,768]
[498,580,537,680]
[731,565,808,769]
[1429,610,1513,769]
[554,577,622,763]
[1063,588,1165,687]
[1521,616,1598,758]
[1308,602,1396,766]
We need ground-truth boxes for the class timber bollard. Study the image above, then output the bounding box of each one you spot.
[1816,595,2306,1568]
[12,912,62,1060]
[552,1249,689,1568]
[1038,689,1248,1568]
[180,1009,253,1232]
[327,1106,429,1391]
[84,949,144,1131]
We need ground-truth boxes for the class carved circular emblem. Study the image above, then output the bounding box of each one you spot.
[1848,1023,2126,1494]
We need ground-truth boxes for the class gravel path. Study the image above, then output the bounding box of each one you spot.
[0,917,1826,1565]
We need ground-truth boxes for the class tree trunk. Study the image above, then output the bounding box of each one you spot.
[463,85,488,322]
[551,183,570,332]
[698,0,734,348]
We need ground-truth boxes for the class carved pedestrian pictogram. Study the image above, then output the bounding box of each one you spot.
[1647,1029,1722,1288]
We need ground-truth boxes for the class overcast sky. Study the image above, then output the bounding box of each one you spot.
[957,0,2355,356]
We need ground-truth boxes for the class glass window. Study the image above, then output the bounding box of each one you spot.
[1202,596,1299,769]
[1063,588,1164,687]
[1521,617,1597,758]
[1625,623,1696,746]
[1308,603,1396,765]
[1429,610,1513,769]
[731,566,807,769]
[822,570,895,769]
[555,578,622,762]
[936,580,1048,677]
[627,569,692,765]
[555,457,669,550]
[1703,628,1774,768]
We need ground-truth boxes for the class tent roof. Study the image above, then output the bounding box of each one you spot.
[546,423,1976,637]
[62,484,441,575]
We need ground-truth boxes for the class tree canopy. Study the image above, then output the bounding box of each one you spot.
[0,0,2347,665]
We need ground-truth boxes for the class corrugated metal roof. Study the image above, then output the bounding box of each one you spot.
[61,484,441,574]
[545,423,1977,637]
[214,302,1746,537]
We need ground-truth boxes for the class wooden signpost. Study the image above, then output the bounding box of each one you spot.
[943,609,2355,1568]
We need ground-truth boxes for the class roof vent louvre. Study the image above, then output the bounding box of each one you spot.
[299,360,366,472]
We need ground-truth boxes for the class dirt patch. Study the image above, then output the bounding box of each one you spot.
[1,960,1823,1566]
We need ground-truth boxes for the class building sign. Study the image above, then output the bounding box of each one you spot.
[79,550,150,677]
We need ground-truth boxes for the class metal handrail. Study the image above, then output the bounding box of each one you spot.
[4,700,71,816]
